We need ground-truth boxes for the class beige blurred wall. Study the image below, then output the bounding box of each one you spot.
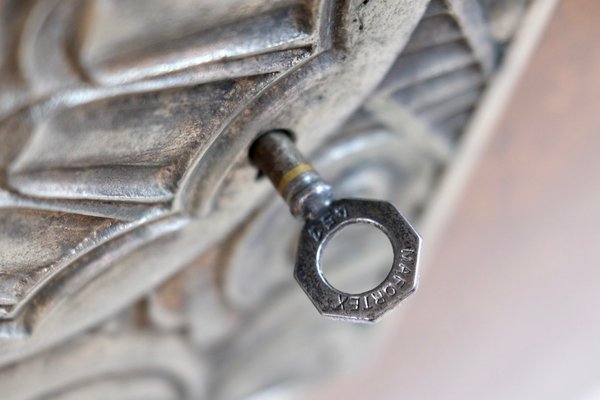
[308,0,600,399]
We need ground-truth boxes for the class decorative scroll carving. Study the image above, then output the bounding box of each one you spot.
[0,0,431,365]
[0,332,206,400]
[0,0,534,398]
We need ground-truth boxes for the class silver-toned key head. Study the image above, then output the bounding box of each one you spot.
[294,198,421,323]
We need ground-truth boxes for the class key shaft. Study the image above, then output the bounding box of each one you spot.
[250,130,422,323]
[250,131,333,219]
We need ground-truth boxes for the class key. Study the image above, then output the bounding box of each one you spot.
[250,131,421,322]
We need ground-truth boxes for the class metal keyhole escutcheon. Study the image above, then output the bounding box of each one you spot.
[250,131,422,323]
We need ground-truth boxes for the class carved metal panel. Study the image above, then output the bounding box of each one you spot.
[0,0,536,398]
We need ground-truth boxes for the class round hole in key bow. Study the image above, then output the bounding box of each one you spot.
[320,222,393,294]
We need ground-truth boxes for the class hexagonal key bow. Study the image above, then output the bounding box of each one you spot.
[250,131,422,323]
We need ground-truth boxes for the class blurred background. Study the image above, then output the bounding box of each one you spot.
[309,1,600,398]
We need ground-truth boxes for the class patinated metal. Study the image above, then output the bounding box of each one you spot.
[295,198,420,322]
[251,131,421,322]
[0,0,536,398]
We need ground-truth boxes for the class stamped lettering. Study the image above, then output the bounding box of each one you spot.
[400,248,415,262]
[296,198,420,321]
[330,246,417,313]
[391,274,406,287]
[371,290,385,305]
[384,284,397,296]
[335,295,348,310]
[398,263,411,274]
[333,205,348,218]
[308,225,323,242]
[308,206,350,242]
[320,213,335,230]
[338,275,414,313]
[362,295,373,310]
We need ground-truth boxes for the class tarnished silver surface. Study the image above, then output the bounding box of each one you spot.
[251,131,421,322]
[0,0,434,365]
[296,198,420,322]
[0,0,536,398]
